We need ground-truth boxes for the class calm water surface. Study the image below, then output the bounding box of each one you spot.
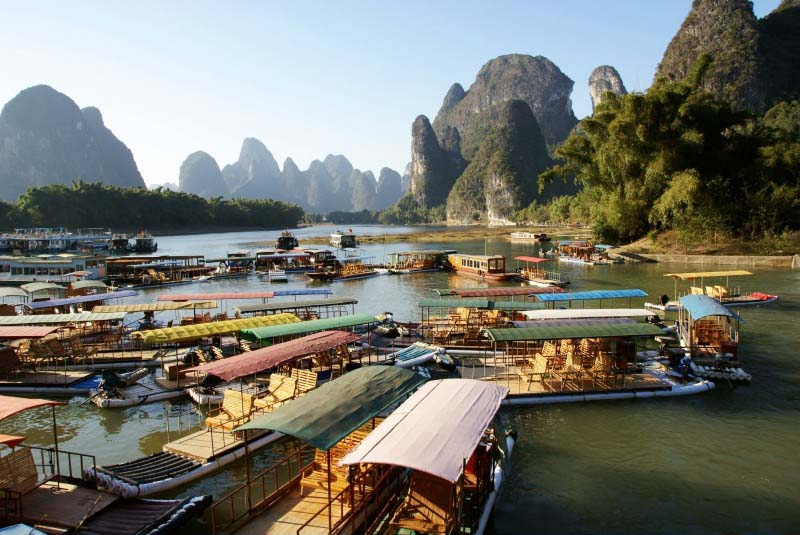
[2,226,798,535]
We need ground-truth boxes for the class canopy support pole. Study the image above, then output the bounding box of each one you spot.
[327,449,332,533]
[244,428,252,514]
[52,405,61,490]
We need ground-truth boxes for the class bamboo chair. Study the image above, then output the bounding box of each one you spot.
[0,448,48,495]
[253,374,297,412]
[290,368,318,395]
[204,390,255,431]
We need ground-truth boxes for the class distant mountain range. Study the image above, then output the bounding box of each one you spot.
[177,141,410,213]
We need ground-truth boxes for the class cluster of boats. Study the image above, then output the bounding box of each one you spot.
[0,228,783,535]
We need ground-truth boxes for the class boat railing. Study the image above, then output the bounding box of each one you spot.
[329,465,407,535]
[210,444,314,535]
[22,444,97,487]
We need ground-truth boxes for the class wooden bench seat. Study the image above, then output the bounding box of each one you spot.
[0,447,46,495]
[290,368,318,395]
[390,471,454,534]
[204,390,255,431]
[254,374,297,412]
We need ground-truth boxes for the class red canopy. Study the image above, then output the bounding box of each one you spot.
[0,326,60,339]
[514,256,549,263]
[0,434,25,448]
[158,292,276,301]
[0,395,65,422]
[186,330,360,381]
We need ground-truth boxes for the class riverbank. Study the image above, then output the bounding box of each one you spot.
[299,225,591,245]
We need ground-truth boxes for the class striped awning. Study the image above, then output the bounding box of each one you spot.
[0,326,60,339]
[131,313,300,344]
[93,301,218,313]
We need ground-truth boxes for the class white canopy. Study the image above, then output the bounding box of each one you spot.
[521,308,659,320]
[339,379,507,483]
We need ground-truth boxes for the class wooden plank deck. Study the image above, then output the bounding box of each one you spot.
[237,488,348,535]
[0,370,92,386]
[163,427,267,463]
[22,481,118,530]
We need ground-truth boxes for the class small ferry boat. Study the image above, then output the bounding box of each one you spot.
[0,227,112,253]
[276,229,299,251]
[340,378,513,535]
[644,270,779,311]
[447,253,516,281]
[0,254,106,284]
[387,250,453,274]
[514,255,568,287]
[330,229,358,249]
[675,294,750,382]
[89,368,190,408]
[306,255,379,282]
[509,231,551,242]
[106,255,214,287]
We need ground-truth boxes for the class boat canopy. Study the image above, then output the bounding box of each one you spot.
[0,434,26,448]
[679,294,743,321]
[20,282,65,294]
[485,322,665,342]
[187,330,359,381]
[0,326,60,339]
[256,252,310,259]
[431,287,559,297]
[0,312,127,325]
[128,261,184,269]
[240,313,377,343]
[521,308,658,320]
[339,379,507,483]
[93,301,218,313]
[0,395,65,422]
[593,244,617,250]
[665,270,752,280]
[418,299,543,311]
[26,290,138,310]
[131,313,300,344]
[157,292,277,301]
[0,288,29,298]
[234,297,357,314]
[204,256,258,263]
[272,289,333,297]
[535,289,648,302]
[237,366,426,451]
[69,280,108,290]
[511,318,637,328]
[514,256,550,263]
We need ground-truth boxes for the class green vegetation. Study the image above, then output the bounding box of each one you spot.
[0,181,304,230]
[536,76,800,244]
[377,194,446,224]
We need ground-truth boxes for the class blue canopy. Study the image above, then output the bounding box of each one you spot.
[27,290,138,310]
[679,294,742,321]
[535,289,648,302]
[272,289,333,297]
[257,252,309,259]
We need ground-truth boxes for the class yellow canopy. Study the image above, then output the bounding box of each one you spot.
[664,270,752,280]
[93,301,218,313]
[131,313,300,344]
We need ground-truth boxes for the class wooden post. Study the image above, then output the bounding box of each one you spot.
[52,405,61,490]
[327,449,332,533]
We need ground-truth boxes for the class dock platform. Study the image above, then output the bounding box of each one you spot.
[22,481,118,530]
[237,488,348,535]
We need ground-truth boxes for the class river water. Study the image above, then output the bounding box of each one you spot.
[2,225,798,535]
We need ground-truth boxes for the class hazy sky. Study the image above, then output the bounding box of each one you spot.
[1,0,782,185]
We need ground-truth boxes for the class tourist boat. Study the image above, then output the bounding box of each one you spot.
[106,255,214,287]
[459,312,714,405]
[509,231,551,242]
[91,331,360,497]
[0,394,210,532]
[339,378,513,535]
[644,270,779,311]
[206,252,256,279]
[674,294,750,382]
[275,229,300,251]
[0,227,113,253]
[447,253,516,281]
[133,231,158,253]
[330,229,359,249]
[387,250,452,274]
[306,256,379,282]
[514,255,568,287]
[205,366,426,535]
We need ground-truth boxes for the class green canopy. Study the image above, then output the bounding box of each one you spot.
[237,366,425,451]
[240,313,377,343]
[485,323,666,342]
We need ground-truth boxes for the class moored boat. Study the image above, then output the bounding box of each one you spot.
[276,229,299,251]
[514,255,568,287]
[509,231,551,242]
[330,229,358,249]
[447,253,516,281]
[307,256,379,282]
[644,270,779,311]
[387,250,453,274]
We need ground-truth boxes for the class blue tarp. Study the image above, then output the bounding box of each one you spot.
[535,289,648,302]
[272,289,333,297]
[27,290,138,310]
[0,525,48,535]
[679,294,742,321]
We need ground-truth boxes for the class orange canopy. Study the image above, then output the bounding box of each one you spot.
[0,395,65,422]
[514,256,549,263]
[0,434,25,448]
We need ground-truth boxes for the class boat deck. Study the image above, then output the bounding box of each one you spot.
[163,427,266,463]
[237,488,348,535]
[22,481,118,530]
[0,370,92,386]
[458,360,670,396]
